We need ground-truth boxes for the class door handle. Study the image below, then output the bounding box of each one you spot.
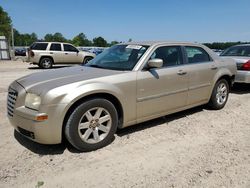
[65,53,68,55]
[211,65,218,70]
[50,52,53,54]
[177,70,187,75]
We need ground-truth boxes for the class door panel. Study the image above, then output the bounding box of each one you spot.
[62,44,82,63]
[184,46,218,105]
[185,62,216,104]
[136,67,188,120]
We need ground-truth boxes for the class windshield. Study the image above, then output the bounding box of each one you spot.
[220,46,250,57]
[85,44,149,71]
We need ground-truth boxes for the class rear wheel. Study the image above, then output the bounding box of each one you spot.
[39,57,53,69]
[208,79,229,110]
[65,98,118,152]
[83,56,93,64]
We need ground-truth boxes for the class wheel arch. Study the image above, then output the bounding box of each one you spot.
[39,55,54,64]
[61,92,124,141]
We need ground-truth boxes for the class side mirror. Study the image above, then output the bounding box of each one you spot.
[147,58,163,69]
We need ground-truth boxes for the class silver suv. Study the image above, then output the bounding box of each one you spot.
[28,42,96,68]
[8,42,236,151]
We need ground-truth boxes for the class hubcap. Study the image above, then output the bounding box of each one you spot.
[78,107,112,144]
[216,82,227,105]
[43,59,51,68]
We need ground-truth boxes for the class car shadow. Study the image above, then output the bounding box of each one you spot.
[14,105,204,155]
[117,105,204,137]
[14,130,67,155]
[231,83,250,94]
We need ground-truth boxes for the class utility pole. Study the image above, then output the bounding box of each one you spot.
[11,24,15,59]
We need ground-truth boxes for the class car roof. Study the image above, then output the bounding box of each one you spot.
[122,41,205,47]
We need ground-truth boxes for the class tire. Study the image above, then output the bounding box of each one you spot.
[65,98,118,152]
[208,79,229,110]
[39,57,53,69]
[83,56,93,64]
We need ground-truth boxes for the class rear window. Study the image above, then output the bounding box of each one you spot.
[30,43,48,50]
[50,43,61,51]
[220,46,250,57]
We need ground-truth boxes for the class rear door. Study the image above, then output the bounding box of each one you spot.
[62,44,82,63]
[49,43,64,63]
[184,46,218,105]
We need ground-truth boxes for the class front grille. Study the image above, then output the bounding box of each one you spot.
[7,88,18,117]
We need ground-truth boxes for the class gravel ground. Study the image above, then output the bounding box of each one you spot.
[0,61,249,188]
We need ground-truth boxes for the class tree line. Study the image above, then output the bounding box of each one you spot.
[1,6,249,49]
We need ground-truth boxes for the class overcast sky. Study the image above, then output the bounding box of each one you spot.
[1,0,250,43]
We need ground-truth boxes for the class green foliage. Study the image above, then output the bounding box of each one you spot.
[0,6,12,41]
[93,36,108,47]
[109,40,119,46]
[14,29,38,46]
[72,33,92,46]
[35,181,44,188]
[44,32,67,42]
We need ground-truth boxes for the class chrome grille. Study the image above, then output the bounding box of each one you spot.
[7,88,18,117]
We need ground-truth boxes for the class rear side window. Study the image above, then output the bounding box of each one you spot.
[50,43,61,51]
[30,43,48,50]
[220,46,250,57]
[63,44,78,52]
[185,46,211,63]
[150,46,183,67]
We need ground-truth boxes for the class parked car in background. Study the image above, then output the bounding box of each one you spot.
[220,44,250,83]
[212,49,223,55]
[79,47,106,55]
[27,42,96,69]
[8,41,236,151]
[15,47,27,56]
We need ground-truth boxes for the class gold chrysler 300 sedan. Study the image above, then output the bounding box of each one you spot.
[7,42,237,151]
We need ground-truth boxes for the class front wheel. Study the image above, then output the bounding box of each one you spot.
[208,79,229,110]
[65,98,118,152]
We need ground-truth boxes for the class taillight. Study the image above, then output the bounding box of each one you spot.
[242,60,250,71]
[30,50,34,57]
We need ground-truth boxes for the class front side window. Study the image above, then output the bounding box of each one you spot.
[63,44,78,52]
[86,44,149,71]
[150,46,183,67]
[220,46,250,57]
[185,46,211,63]
[30,43,48,50]
[50,43,61,51]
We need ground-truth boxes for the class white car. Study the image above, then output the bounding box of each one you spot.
[28,42,96,69]
[220,44,250,83]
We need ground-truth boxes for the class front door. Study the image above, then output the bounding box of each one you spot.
[136,46,188,122]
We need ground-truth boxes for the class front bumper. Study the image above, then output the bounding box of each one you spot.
[7,81,68,144]
[8,104,67,144]
[235,71,250,83]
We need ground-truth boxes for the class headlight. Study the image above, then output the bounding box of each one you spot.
[25,93,41,110]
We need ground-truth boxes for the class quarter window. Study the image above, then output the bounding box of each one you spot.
[50,43,61,51]
[30,43,48,50]
[150,46,183,67]
[63,44,78,52]
[185,46,211,63]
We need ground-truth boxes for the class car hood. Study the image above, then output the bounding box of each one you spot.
[16,66,123,93]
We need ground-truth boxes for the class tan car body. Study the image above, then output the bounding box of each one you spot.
[8,42,236,144]
[28,42,95,64]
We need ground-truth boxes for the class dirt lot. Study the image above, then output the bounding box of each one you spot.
[0,61,249,188]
